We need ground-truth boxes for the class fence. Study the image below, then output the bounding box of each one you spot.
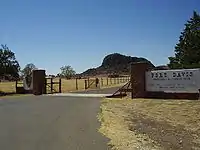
[0,76,130,95]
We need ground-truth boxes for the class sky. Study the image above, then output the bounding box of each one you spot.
[0,0,199,74]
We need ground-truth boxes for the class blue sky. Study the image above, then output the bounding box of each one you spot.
[0,0,199,74]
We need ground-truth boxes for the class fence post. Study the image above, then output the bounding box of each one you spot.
[117,77,119,84]
[44,78,47,94]
[59,78,62,93]
[50,78,53,93]
[85,80,87,89]
[107,77,108,85]
[101,78,103,87]
[15,80,18,91]
[76,78,78,90]
[110,78,112,84]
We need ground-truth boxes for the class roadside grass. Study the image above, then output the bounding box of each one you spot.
[98,98,200,150]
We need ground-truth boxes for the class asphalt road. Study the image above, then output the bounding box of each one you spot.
[73,86,120,94]
[0,95,109,150]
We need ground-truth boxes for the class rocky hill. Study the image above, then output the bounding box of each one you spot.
[80,53,155,76]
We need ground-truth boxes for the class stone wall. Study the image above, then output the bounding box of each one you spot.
[32,70,46,95]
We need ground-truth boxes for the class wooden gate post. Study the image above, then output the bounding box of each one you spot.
[76,78,78,90]
[59,78,62,93]
[15,80,18,91]
[50,78,53,94]
[44,78,47,94]
[107,78,108,85]
[85,80,87,89]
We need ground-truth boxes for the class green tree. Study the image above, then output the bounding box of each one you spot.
[60,65,76,79]
[21,63,37,77]
[168,11,200,69]
[0,45,20,80]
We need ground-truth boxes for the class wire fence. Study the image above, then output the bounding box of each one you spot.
[0,76,131,94]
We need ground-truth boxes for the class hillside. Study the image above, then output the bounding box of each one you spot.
[81,53,155,76]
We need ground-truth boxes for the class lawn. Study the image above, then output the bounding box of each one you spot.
[98,98,200,150]
[0,81,16,94]
[0,77,130,94]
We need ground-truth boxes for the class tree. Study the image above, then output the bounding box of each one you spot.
[168,11,200,69]
[21,63,37,77]
[60,65,76,79]
[0,44,20,80]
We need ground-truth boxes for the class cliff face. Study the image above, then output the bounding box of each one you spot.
[81,53,155,76]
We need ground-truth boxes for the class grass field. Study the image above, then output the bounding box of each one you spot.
[98,98,200,150]
[0,77,130,94]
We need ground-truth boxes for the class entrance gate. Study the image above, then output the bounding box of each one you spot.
[16,70,62,95]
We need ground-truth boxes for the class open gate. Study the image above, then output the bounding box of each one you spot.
[85,78,99,89]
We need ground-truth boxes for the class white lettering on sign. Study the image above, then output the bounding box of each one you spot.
[145,69,200,93]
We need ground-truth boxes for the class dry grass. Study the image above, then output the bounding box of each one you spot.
[98,98,200,150]
[0,77,130,94]
[0,81,16,93]
[47,77,128,93]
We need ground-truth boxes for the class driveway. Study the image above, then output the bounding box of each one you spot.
[73,86,120,94]
[0,95,109,150]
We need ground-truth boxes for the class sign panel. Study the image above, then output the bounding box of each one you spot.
[23,74,33,90]
[146,69,200,93]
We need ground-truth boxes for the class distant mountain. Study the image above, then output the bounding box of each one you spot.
[81,53,155,76]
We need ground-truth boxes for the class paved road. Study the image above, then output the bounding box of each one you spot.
[0,95,109,150]
[73,86,120,94]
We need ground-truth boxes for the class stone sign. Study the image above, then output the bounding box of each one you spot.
[146,68,200,93]
[23,74,33,90]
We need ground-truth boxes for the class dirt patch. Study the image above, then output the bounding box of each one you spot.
[127,113,200,150]
[98,98,200,150]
